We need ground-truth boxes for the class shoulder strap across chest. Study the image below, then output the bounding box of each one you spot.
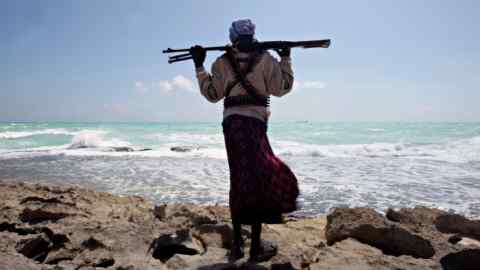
[223,48,265,99]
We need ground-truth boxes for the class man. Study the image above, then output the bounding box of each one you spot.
[190,19,299,262]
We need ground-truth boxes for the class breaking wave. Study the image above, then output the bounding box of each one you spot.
[0,129,76,139]
[275,136,480,163]
[67,130,131,149]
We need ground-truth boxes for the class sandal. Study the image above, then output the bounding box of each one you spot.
[228,241,245,261]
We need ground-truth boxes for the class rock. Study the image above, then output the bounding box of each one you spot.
[150,229,205,263]
[386,206,446,227]
[19,208,71,224]
[154,203,228,227]
[326,208,386,245]
[193,224,234,249]
[2,182,480,270]
[44,248,77,265]
[0,222,38,235]
[456,236,480,248]
[108,147,152,152]
[170,146,205,152]
[15,234,52,263]
[385,207,465,259]
[270,262,296,270]
[170,146,196,152]
[94,257,116,267]
[263,218,326,269]
[326,207,435,258]
[0,231,20,254]
[166,247,238,270]
[115,266,136,270]
[434,213,480,241]
[111,147,135,152]
[448,234,463,244]
[0,252,42,270]
[21,196,67,205]
[310,239,384,270]
[440,249,480,270]
[72,249,115,269]
[81,237,107,250]
[310,238,437,270]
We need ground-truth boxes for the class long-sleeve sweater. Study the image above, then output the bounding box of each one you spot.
[195,48,294,122]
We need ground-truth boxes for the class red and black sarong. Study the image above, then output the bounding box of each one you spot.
[222,114,299,224]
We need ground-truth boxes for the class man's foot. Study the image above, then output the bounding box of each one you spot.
[228,243,245,261]
[249,240,278,262]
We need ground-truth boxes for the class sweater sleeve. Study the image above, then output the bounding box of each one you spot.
[264,53,294,97]
[195,59,225,103]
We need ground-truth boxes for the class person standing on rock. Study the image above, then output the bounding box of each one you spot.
[190,19,299,262]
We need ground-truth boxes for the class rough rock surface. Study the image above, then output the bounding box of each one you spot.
[1,182,479,270]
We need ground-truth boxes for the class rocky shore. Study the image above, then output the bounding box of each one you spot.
[0,182,479,270]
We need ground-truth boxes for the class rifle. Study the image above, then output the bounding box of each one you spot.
[163,39,331,64]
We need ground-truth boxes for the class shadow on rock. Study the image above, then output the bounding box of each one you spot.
[440,249,480,270]
[197,262,269,270]
[149,229,204,263]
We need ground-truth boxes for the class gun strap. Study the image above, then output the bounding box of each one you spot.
[223,48,269,107]
[224,48,262,97]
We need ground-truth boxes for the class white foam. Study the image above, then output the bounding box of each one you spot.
[426,136,480,163]
[0,129,76,139]
[153,132,224,145]
[2,130,479,217]
[366,128,386,132]
[2,127,480,164]
[67,130,130,149]
[274,136,480,163]
[0,142,226,160]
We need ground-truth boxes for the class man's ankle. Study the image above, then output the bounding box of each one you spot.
[249,243,260,257]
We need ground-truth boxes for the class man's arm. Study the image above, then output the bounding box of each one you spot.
[264,49,294,97]
[195,61,225,103]
[191,46,225,103]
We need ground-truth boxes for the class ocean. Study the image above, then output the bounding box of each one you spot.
[1,122,479,218]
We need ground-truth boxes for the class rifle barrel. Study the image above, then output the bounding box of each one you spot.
[168,56,193,64]
[163,46,229,54]
[168,52,192,60]
[163,39,331,64]
[163,48,189,53]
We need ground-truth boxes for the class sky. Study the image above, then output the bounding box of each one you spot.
[1,0,479,122]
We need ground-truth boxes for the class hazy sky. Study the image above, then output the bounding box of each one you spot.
[1,0,479,122]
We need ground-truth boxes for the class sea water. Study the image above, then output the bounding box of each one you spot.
[1,122,479,217]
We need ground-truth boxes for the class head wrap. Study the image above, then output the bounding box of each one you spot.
[229,19,256,43]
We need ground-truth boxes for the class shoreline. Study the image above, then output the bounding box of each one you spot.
[3,177,479,220]
[1,181,479,269]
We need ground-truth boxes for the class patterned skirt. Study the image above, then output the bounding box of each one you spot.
[222,114,299,224]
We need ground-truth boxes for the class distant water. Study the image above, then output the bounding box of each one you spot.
[1,122,479,218]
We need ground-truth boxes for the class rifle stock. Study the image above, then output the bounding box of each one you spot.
[164,39,330,64]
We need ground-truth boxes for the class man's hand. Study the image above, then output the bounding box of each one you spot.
[190,45,206,68]
[274,47,291,58]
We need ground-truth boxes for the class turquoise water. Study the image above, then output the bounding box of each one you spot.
[2,122,479,150]
[1,122,480,217]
